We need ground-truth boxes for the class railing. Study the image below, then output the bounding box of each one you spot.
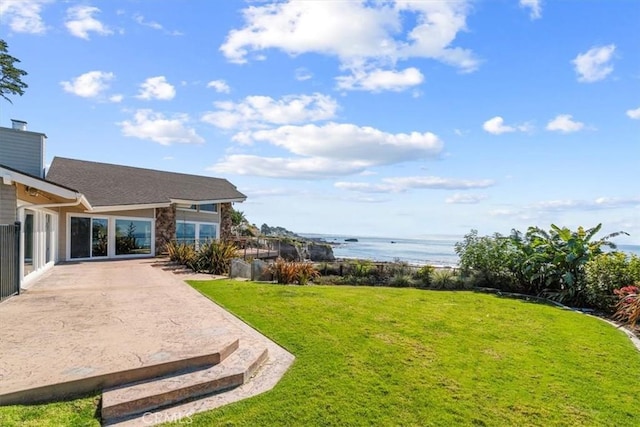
[171,237,282,260]
[0,222,21,302]
[229,237,281,260]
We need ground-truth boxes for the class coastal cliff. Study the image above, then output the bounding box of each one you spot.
[260,224,336,262]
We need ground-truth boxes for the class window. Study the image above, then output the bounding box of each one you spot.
[183,203,218,213]
[115,219,152,255]
[92,218,108,257]
[198,203,217,213]
[199,224,216,241]
[176,222,196,244]
[176,221,217,244]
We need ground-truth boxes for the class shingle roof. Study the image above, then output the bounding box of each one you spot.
[45,157,246,207]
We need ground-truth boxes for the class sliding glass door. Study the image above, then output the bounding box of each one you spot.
[70,216,109,259]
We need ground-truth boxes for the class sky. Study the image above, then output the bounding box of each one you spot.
[1,0,639,242]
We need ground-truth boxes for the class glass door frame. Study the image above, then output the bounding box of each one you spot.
[68,214,110,260]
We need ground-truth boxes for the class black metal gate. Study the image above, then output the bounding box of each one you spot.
[0,222,21,302]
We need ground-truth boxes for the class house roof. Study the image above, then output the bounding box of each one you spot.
[45,157,246,208]
[0,163,92,209]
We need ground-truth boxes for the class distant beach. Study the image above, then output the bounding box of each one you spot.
[302,234,640,268]
[302,234,461,267]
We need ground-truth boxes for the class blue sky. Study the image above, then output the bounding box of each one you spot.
[1,0,639,242]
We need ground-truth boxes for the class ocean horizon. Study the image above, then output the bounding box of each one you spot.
[302,233,640,268]
[302,234,461,267]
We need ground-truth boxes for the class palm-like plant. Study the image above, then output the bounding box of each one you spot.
[524,223,628,304]
[230,209,246,226]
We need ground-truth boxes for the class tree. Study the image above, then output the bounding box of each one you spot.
[0,39,28,103]
[230,208,246,226]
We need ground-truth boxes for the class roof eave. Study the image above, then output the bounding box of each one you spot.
[170,197,247,205]
[89,202,171,213]
[1,165,91,210]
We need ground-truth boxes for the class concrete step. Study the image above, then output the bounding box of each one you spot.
[0,338,239,406]
[101,343,268,422]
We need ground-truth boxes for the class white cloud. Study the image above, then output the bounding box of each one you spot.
[295,67,313,81]
[136,76,176,100]
[133,14,182,36]
[134,14,162,30]
[109,94,123,103]
[65,5,113,40]
[0,0,51,34]
[220,0,478,77]
[209,155,368,179]
[336,176,494,194]
[626,107,640,120]
[60,71,114,98]
[482,116,531,135]
[202,93,338,129]
[237,123,443,165]
[519,0,542,20]
[207,80,231,94]
[533,197,640,211]
[209,124,444,179]
[445,193,488,204]
[545,114,584,133]
[336,67,424,92]
[491,197,640,219]
[572,44,616,83]
[118,109,204,145]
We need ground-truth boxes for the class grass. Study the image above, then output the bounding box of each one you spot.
[181,281,640,426]
[0,394,99,427]
[1,281,638,426]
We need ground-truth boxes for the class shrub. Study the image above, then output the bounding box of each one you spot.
[268,258,319,285]
[166,241,196,266]
[297,263,320,285]
[191,240,238,275]
[454,230,517,290]
[347,260,373,278]
[343,260,379,285]
[523,224,627,306]
[585,253,640,311]
[613,286,640,326]
[431,269,460,290]
[414,265,435,288]
[388,274,414,288]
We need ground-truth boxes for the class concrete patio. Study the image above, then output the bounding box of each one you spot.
[0,258,294,426]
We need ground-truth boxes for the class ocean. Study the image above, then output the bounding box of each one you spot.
[302,234,640,268]
[302,234,461,267]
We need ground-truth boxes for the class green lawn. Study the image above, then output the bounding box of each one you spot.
[1,281,638,426]
[183,281,640,427]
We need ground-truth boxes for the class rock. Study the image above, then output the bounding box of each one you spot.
[308,242,335,262]
[251,259,272,281]
[230,258,251,279]
[278,241,304,261]
[345,238,358,242]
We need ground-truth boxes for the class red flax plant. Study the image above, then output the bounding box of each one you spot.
[268,258,319,285]
[613,286,640,326]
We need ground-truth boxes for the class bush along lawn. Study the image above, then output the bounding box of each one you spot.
[454,224,640,315]
[181,280,640,427]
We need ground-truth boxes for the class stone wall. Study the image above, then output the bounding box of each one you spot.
[155,205,176,255]
[220,202,232,241]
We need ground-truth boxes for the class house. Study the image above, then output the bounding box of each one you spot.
[0,120,246,287]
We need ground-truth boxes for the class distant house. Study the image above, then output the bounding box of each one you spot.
[0,120,246,287]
